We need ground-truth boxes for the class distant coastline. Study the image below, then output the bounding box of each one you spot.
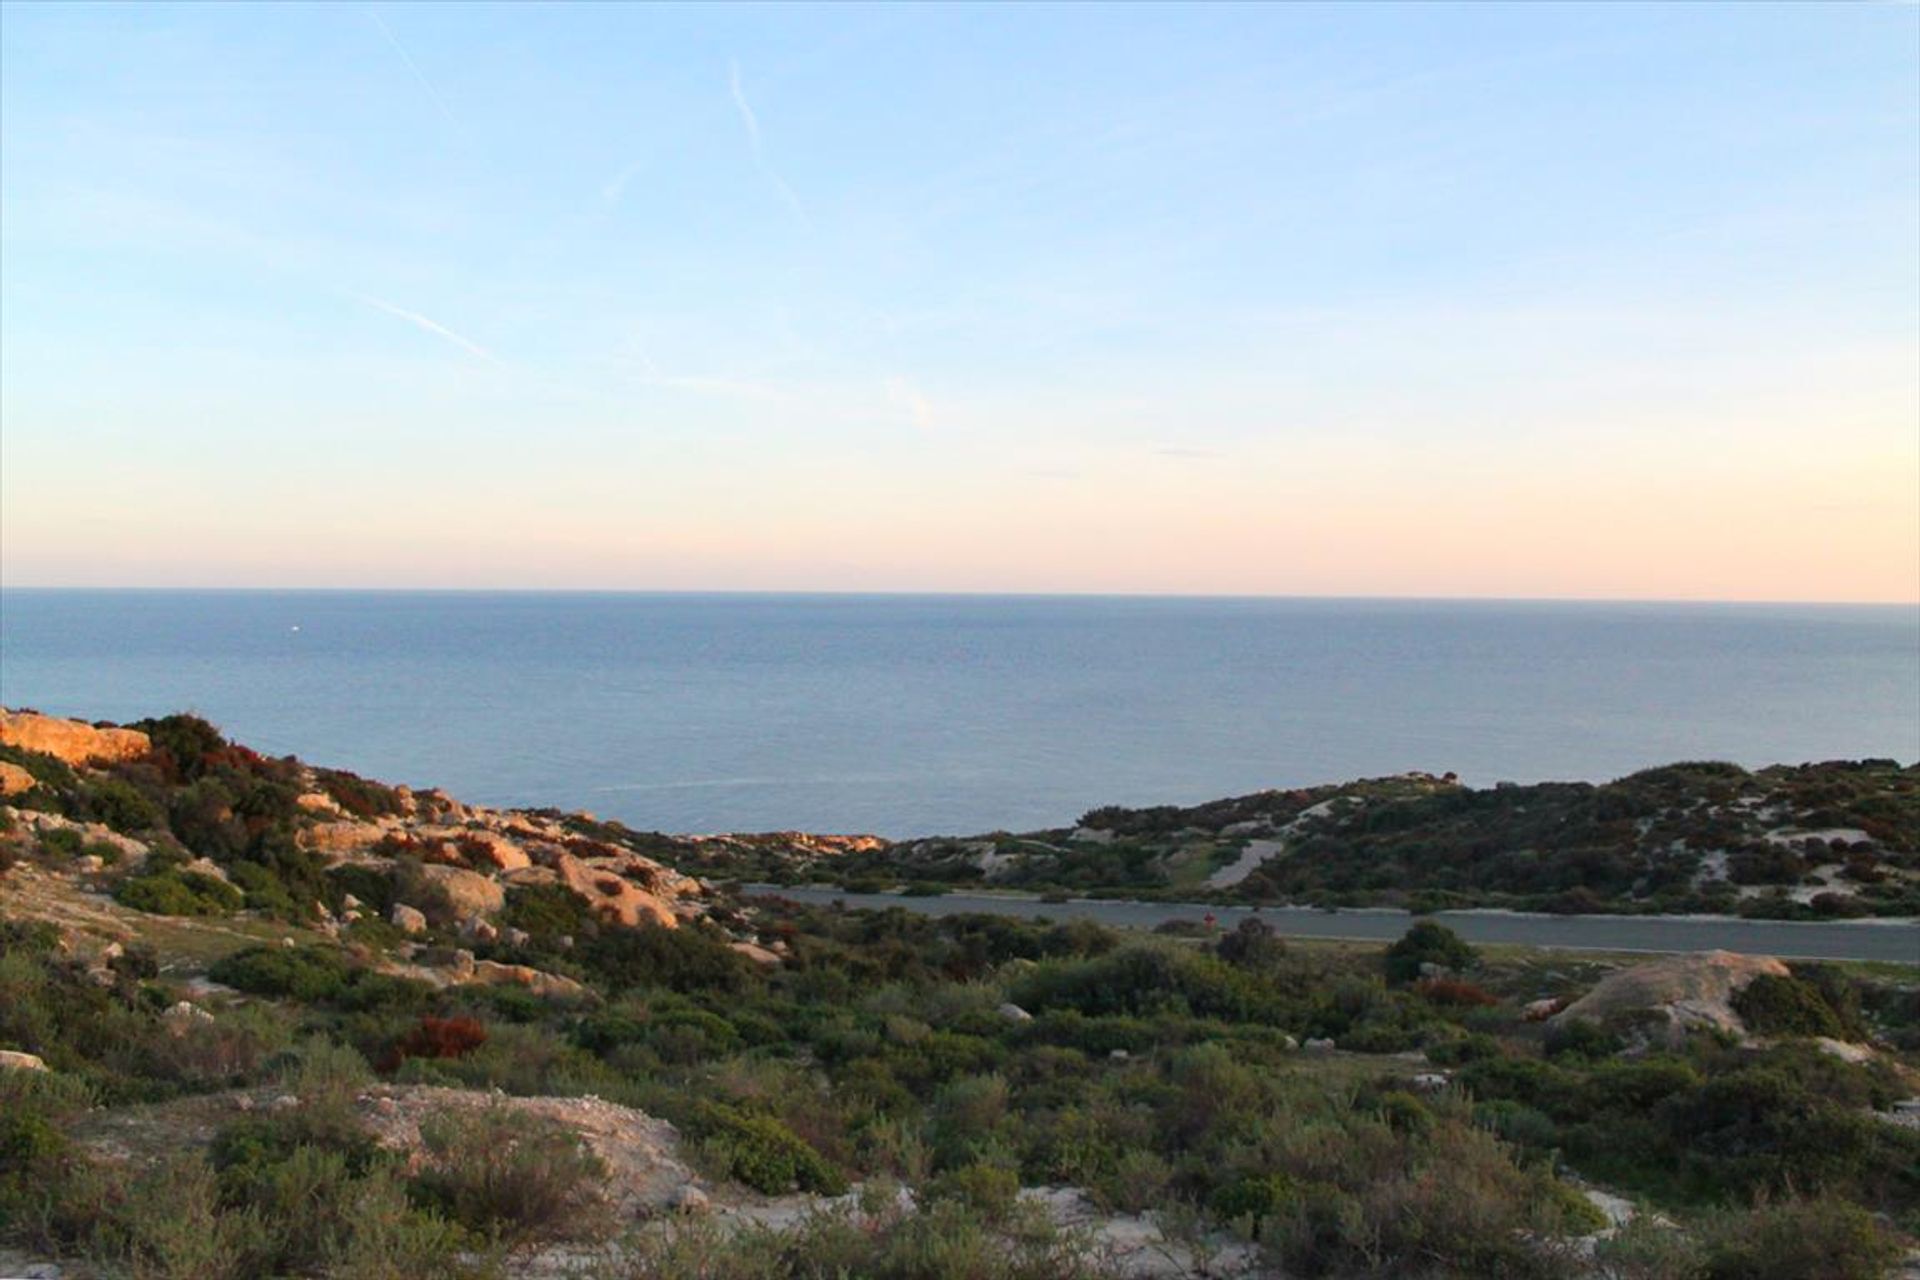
[4,590,1916,838]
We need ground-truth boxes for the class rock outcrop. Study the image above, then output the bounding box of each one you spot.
[0,711,150,767]
[0,761,37,797]
[413,864,506,923]
[298,819,395,857]
[545,845,702,929]
[1550,950,1790,1044]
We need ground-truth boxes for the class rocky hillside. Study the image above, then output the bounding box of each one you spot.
[3,710,1918,1279]
[749,761,1920,917]
[0,709,792,985]
[8,709,1915,923]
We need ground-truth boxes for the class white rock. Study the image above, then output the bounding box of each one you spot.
[0,1049,49,1072]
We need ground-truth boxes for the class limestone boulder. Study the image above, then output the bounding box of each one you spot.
[295,791,345,816]
[464,832,530,872]
[299,820,393,858]
[415,865,506,923]
[0,1049,49,1072]
[11,810,148,860]
[470,960,593,1002]
[0,761,38,797]
[1550,950,1790,1045]
[730,941,783,967]
[390,903,429,935]
[547,849,678,929]
[0,710,150,766]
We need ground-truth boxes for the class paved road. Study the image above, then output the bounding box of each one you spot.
[747,885,1920,964]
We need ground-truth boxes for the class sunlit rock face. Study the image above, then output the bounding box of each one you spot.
[0,710,151,766]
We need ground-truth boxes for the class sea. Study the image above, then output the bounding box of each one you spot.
[1,591,1914,838]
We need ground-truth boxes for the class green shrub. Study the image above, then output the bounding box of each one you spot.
[1699,1196,1902,1280]
[210,944,428,1014]
[1384,921,1477,984]
[79,839,123,866]
[0,744,76,790]
[131,713,227,780]
[408,1105,606,1243]
[314,768,409,820]
[38,827,84,859]
[1209,1172,1298,1236]
[1731,974,1847,1040]
[923,1161,1021,1224]
[78,777,165,834]
[681,1099,848,1195]
[328,863,399,916]
[114,868,245,916]
[583,922,754,994]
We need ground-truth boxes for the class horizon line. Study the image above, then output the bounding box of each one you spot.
[1,584,1915,609]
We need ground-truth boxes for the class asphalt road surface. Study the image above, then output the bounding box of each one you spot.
[748,886,1920,965]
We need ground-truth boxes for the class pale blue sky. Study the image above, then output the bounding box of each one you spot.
[2,3,1916,598]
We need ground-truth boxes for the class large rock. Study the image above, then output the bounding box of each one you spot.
[730,941,782,967]
[0,711,149,766]
[470,960,592,1002]
[390,903,429,935]
[298,820,394,857]
[547,849,683,929]
[9,810,148,860]
[0,761,38,797]
[415,865,506,923]
[0,1049,49,1072]
[428,828,529,872]
[1551,950,1790,1044]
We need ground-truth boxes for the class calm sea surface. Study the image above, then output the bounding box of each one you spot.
[1,591,1914,837]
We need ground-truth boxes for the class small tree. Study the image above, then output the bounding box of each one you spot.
[1385,921,1476,985]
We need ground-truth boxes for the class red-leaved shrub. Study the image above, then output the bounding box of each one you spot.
[391,1016,489,1066]
[1413,978,1499,1008]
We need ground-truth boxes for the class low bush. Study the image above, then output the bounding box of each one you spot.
[38,828,84,859]
[1384,921,1477,984]
[392,1016,489,1064]
[77,777,166,834]
[923,1161,1021,1224]
[210,944,430,1014]
[680,1099,848,1195]
[113,868,244,916]
[1414,976,1499,1007]
[1731,974,1848,1040]
[408,1105,606,1243]
[1698,1196,1903,1280]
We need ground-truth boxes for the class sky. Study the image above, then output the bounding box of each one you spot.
[1,3,1916,601]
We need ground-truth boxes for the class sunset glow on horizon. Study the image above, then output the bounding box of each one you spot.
[2,4,1915,603]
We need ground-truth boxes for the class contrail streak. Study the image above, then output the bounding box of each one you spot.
[349,292,499,365]
[728,59,810,228]
[369,7,477,155]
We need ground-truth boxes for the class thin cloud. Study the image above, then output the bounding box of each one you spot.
[728,61,763,150]
[728,59,810,228]
[1155,447,1223,459]
[349,292,498,364]
[613,340,785,402]
[368,7,478,157]
[600,159,644,211]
